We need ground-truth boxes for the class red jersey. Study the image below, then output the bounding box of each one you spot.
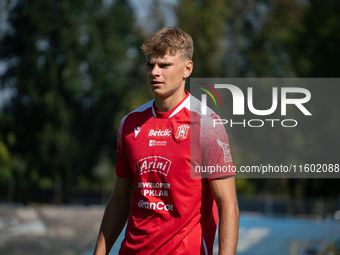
[116,92,235,255]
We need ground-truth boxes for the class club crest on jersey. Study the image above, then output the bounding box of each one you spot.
[175,124,189,140]
[137,156,172,176]
[217,138,232,163]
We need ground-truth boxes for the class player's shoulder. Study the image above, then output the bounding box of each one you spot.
[129,99,154,115]
[119,99,154,127]
[189,94,220,121]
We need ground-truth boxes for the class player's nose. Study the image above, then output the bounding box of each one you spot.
[150,64,160,76]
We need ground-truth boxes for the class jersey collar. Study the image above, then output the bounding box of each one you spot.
[152,91,190,119]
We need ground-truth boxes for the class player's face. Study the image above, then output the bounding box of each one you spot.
[145,52,192,97]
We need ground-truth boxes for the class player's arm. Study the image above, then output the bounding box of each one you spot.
[93,176,135,255]
[210,177,239,255]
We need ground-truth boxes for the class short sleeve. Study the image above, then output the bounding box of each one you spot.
[115,116,133,178]
[201,114,236,180]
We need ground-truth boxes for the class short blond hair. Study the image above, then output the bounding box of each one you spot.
[141,27,194,60]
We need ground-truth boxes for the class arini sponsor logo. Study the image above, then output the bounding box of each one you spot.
[137,156,171,176]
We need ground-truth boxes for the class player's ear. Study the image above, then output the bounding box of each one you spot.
[183,60,193,79]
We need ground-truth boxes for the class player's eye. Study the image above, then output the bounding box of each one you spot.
[159,63,171,68]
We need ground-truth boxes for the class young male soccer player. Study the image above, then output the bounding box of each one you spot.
[93,27,239,255]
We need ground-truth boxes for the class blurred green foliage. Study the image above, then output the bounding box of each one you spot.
[176,0,340,201]
[0,0,339,204]
[0,0,150,203]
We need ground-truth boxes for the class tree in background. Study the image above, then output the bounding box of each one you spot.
[283,0,340,199]
[230,0,301,77]
[0,0,148,203]
[288,0,340,78]
[176,0,340,206]
[177,0,232,77]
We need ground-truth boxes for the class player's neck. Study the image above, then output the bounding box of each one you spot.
[154,89,186,113]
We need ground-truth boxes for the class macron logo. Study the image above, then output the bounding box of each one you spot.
[148,129,171,137]
[134,126,142,139]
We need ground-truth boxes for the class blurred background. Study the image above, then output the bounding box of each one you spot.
[0,0,340,254]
